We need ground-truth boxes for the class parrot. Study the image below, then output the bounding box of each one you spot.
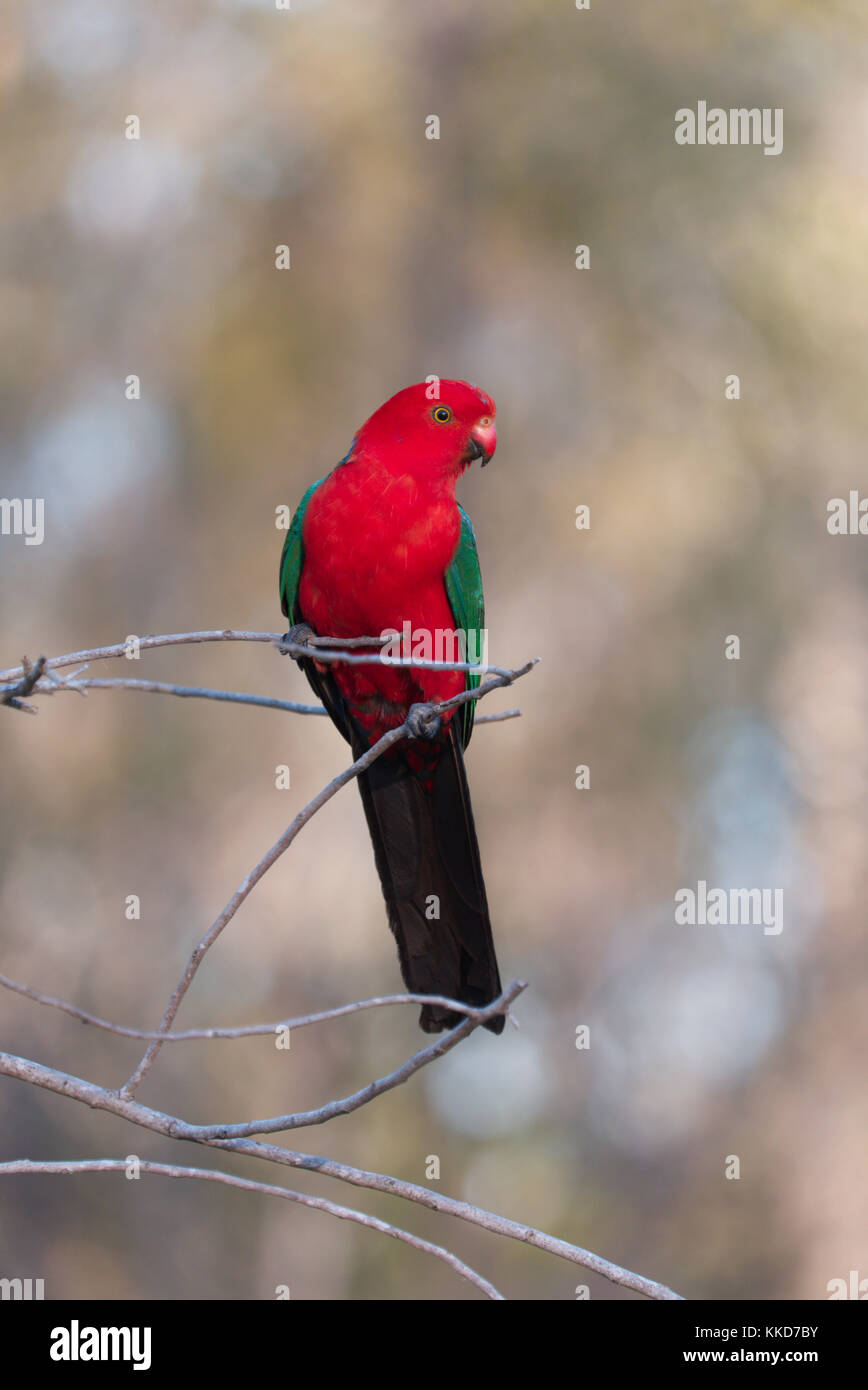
[278,379,505,1034]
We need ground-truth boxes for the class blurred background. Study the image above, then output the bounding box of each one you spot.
[1,0,866,1300]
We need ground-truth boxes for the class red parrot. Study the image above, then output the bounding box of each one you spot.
[279,380,504,1033]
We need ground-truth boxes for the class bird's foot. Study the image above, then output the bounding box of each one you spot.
[405,702,441,740]
[280,624,316,656]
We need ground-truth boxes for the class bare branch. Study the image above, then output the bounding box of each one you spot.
[160,982,527,1140]
[0,972,516,1041]
[309,634,388,647]
[279,636,530,678]
[0,654,46,713]
[0,1050,683,1300]
[0,629,535,685]
[1,630,527,733]
[476,707,521,724]
[0,631,280,682]
[29,676,519,724]
[0,1159,503,1300]
[435,659,537,711]
[45,678,326,716]
[230,1138,685,1302]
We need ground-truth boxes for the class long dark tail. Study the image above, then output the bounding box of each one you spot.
[355,723,504,1034]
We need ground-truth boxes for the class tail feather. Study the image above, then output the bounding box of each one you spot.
[355,722,504,1033]
[294,645,504,1034]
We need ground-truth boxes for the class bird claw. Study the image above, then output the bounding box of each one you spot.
[280,624,316,656]
[405,702,441,740]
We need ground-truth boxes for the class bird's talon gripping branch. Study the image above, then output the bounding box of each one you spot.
[281,624,316,655]
[405,702,441,741]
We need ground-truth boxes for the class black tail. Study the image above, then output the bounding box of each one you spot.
[355,722,504,1034]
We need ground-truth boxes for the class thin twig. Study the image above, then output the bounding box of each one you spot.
[0,655,46,713]
[308,634,392,648]
[27,676,518,723]
[0,631,280,682]
[155,982,526,1140]
[0,1159,503,1300]
[56,678,325,715]
[476,707,520,724]
[0,630,533,685]
[0,973,515,1041]
[225,1135,684,1301]
[279,637,523,678]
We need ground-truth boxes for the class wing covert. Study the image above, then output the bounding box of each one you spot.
[444,503,485,748]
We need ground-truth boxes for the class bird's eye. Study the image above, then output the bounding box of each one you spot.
[432,406,453,423]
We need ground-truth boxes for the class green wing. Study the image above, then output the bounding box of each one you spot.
[279,479,324,622]
[444,504,485,748]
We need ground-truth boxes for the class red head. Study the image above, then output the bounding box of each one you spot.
[353,379,497,480]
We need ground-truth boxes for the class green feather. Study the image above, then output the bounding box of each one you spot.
[444,504,485,748]
[278,478,323,622]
